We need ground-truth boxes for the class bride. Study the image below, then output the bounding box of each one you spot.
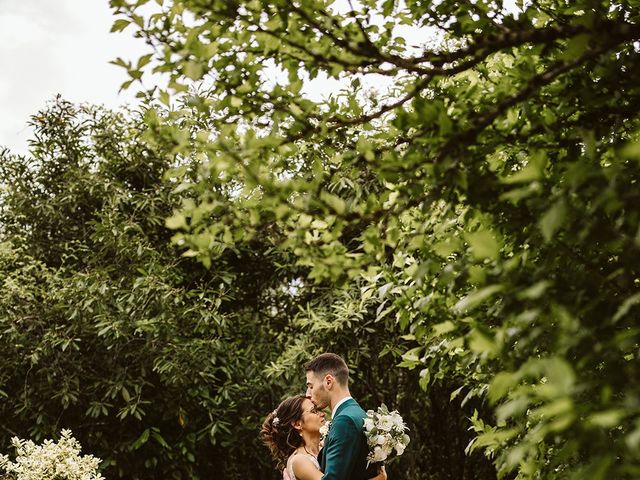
[261,395,387,480]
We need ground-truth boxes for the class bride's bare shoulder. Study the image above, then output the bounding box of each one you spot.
[290,452,321,479]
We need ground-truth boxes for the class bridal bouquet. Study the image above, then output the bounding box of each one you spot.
[363,405,410,465]
[0,429,104,480]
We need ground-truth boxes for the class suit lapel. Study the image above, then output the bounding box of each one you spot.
[318,398,356,470]
[333,397,356,418]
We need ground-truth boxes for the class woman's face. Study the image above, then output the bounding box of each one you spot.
[299,398,326,434]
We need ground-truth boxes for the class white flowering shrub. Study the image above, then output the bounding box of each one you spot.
[0,429,104,480]
[364,405,410,465]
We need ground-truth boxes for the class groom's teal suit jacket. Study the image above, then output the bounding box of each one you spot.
[318,398,377,480]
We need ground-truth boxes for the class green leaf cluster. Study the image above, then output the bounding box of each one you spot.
[109,0,640,477]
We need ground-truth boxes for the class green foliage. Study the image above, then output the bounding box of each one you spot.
[0,98,494,478]
[0,99,314,479]
[107,0,640,478]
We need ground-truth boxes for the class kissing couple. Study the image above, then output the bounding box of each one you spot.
[261,353,388,480]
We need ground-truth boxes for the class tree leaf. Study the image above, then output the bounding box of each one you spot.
[539,199,567,242]
[111,19,131,33]
[454,285,504,313]
[465,230,500,261]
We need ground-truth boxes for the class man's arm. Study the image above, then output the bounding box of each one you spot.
[321,415,360,480]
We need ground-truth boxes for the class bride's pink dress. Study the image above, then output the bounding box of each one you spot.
[283,452,320,480]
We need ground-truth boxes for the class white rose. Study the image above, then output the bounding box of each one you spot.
[372,446,387,462]
[395,442,406,455]
[378,415,394,432]
[363,418,375,432]
[375,434,387,446]
[402,433,410,445]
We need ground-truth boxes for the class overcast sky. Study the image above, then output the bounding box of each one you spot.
[0,1,519,156]
[0,0,383,156]
[0,0,148,155]
[0,0,366,156]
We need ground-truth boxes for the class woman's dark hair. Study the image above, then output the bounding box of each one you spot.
[260,395,307,472]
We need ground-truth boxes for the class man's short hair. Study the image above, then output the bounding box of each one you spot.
[304,353,349,386]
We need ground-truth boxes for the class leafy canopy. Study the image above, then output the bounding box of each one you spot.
[108,0,640,477]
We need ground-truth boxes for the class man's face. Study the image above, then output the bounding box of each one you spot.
[306,370,330,409]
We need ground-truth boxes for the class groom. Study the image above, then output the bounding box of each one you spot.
[304,353,378,480]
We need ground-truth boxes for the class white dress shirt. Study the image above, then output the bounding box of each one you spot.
[331,395,353,417]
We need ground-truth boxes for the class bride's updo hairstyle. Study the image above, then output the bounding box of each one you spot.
[261,395,307,471]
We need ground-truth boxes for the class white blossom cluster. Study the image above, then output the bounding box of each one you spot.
[319,421,331,443]
[0,429,104,480]
[363,405,410,465]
